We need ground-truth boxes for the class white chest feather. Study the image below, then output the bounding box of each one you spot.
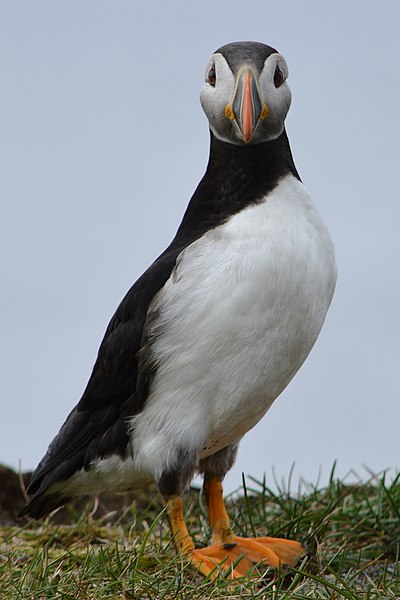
[131,174,336,479]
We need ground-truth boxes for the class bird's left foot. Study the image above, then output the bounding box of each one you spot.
[190,534,307,579]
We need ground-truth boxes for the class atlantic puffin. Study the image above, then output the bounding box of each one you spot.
[20,41,337,578]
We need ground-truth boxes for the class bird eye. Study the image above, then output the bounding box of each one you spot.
[274,65,284,88]
[207,64,216,86]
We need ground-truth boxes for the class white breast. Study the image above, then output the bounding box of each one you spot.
[131,174,336,480]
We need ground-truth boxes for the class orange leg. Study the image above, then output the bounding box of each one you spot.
[166,475,307,579]
[203,475,236,545]
[165,495,195,556]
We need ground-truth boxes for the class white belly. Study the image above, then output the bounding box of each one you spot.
[131,174,336,479]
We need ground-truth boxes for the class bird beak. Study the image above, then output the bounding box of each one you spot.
[225,68,268,144]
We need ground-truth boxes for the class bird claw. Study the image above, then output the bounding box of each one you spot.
[189,535,307,579]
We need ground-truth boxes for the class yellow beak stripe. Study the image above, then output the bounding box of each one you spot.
[224,104,235,120]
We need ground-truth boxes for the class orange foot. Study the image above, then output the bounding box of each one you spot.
[190,535,307,579]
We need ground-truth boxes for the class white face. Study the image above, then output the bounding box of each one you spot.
[200,52,291,145]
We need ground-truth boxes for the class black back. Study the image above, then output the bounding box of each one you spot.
[20,128,299,518]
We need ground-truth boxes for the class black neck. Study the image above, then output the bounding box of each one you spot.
[170,129,300,251]
[206,129,300,189]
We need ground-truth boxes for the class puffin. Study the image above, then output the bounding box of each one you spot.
[20,41,337,578]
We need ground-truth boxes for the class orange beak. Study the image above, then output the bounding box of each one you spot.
[231,68,263,143]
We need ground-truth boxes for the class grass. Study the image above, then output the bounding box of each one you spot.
[0,467,399,599]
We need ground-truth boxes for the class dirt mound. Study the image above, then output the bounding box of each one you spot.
[0,465,31,525]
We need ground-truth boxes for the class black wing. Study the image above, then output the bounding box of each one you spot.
[19,247,180,517]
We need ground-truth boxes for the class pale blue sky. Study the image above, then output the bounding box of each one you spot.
[1,1,399,493]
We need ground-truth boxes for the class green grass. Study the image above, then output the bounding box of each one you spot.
[1,468,399,599]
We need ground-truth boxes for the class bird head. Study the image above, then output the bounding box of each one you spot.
[200,41,291,145]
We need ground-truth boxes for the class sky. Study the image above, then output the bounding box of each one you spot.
[1,1,399,495]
